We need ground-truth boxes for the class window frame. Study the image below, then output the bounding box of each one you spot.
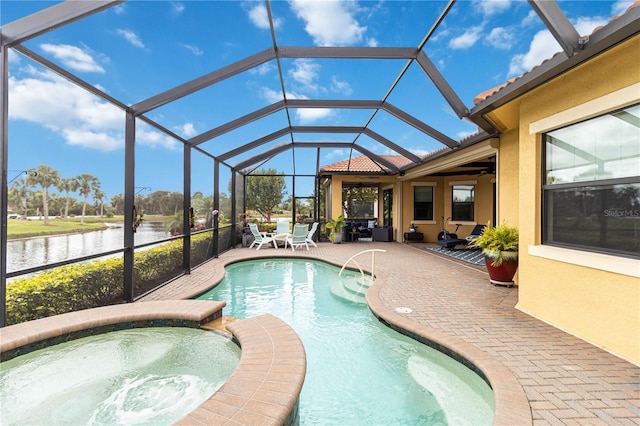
[450,183,475,222]
[541,103,640,259]
[411,182,435,222]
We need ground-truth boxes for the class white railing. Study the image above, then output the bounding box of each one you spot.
[339,249,386,284]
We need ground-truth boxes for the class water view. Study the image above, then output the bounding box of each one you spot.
[7,222,170,274]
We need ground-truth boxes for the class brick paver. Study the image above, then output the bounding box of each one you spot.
[140,241,640,425]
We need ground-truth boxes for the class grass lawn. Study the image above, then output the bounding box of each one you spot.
[7,215,170,240]
[8,217,113,239]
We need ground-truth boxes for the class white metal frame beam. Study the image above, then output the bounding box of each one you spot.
[1,1,124,47]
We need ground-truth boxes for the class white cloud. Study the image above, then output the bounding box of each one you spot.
[116,29,145,48]
[289,0,366,46]
[114,4,125,15]
[63,129,121,151]
[8,68,177,152]
[409,147,430,156]
[259,87,284,103]
[296,108,334,123]
[473,0,511,17]
[508,15,609,77]
[136,124,180,150]
[612,0,634,16]
[331,77,353,96]
[180,43,203,56]
[171,2,185,15]
[449,26,483,49]
[521,10,538,27]
[325,149,346,159]
[247,3,282,29]
[288,59,323,94]
[367,38,379,47]
[508,30,553,76]
[573,16,609,37]
[249,62,275,76]
[178,122,197,138]
[485,27,514,50]
[40,43,105,73]
[8,49,20,64]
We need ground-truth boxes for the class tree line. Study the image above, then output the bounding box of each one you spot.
[7,165,295,226]
[8,165,106,225]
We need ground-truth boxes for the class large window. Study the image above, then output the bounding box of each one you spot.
[543,103,640,258]
[452,185,475,221]
[413,185,433,221]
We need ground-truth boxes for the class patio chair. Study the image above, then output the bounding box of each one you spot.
[436,224,486,249]
[285,224,310,251]
[305,222,319,247]
[248,223,276,250]
[275,221,290,236]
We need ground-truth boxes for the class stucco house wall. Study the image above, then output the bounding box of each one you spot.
[502,36,640,363]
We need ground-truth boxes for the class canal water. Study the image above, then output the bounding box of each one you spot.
[6,222,170,275]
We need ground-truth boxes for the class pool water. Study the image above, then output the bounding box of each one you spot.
[0,328,240,425]
[197,258,494,425]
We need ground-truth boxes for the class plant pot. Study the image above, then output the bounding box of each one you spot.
[483,250,518,286]
[242,234,254,247]
[332,233,343,244]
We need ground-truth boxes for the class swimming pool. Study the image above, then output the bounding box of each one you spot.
[0,327,240,425]
[197,258,494,425]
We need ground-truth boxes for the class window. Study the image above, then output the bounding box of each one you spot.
[452,185,475,221]
[413,185,433,221]
[383,187,393,226]
[543,103,640,258]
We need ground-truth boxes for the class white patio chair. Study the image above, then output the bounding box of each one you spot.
[248,223,276,250]
[305,222,319,248]
[285,224,309,251]
[271,221,290,247]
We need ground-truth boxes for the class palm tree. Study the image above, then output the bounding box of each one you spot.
[9,177,30,219]
[56,177,79,220]
[110,193,124,215]
[77,173,98,224]
[27,165,60,226]
[93,188,105,217]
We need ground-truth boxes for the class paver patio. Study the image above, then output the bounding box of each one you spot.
[140,241,640,425]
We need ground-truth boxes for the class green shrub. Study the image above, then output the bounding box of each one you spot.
[6,232,215,325]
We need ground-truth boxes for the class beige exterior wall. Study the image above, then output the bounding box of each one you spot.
[503,37,640,363]
[398,139,499,242]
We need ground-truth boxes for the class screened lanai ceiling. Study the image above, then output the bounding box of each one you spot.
[2,0,639,188]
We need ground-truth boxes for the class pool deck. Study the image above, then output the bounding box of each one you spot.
[139,241,640,425]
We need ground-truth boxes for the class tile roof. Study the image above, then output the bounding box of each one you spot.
[320,155,414,173]
[473,0,640,105]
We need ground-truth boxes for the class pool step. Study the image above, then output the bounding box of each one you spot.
[330,276,373,305]
[201,315,239,336]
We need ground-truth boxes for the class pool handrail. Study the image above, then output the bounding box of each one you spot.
[339,249,386,284]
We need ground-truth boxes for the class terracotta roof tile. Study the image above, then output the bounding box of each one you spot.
[473,0,640,105]
[320,155,414,173]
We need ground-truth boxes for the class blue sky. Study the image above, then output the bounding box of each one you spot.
[2,0,632,202]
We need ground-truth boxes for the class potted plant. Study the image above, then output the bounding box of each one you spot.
[326,215,346,244]
[469,221,519,286]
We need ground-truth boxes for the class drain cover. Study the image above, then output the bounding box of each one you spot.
[395,307,413,314]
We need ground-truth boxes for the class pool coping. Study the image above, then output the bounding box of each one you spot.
[0,301,306,426]
[0,299,225,360]
[176,314,306,425]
